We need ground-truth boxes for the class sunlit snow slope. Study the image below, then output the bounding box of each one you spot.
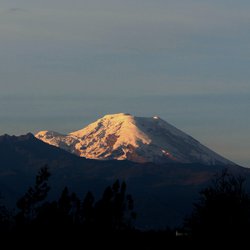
[36,113,234,165]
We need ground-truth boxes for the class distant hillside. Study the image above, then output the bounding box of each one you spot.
[0,133,248,228]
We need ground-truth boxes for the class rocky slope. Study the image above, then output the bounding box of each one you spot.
[36,113,235,165]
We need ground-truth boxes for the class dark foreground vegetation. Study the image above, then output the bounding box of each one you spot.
[0,166,250,246]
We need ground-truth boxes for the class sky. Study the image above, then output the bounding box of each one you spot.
[0,0,250,167]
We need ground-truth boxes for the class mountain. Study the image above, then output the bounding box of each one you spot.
[1,133,240,228]
[36,113,235,166]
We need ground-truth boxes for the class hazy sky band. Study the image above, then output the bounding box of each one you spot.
[0,0,250,166]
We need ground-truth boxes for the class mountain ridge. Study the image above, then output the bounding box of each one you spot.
[0,132,232,228]
[36,113,235,166]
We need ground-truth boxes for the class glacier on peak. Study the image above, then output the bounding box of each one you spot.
[35,113,235,166]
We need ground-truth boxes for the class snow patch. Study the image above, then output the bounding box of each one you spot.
[35,113,235,166]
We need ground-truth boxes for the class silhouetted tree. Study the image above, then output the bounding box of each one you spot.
[13,165,136,237]
[16,165,50,226]
[185,169,250,240]
[94,180,136,231]
[57,187,72,226]
[57,187,81,226]
[34,186,81,233]
[81,191,95,229]
[0,196,10,232]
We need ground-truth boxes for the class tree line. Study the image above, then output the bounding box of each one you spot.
[1,166,250,245]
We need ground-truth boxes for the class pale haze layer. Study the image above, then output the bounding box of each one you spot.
[0,0,250,167]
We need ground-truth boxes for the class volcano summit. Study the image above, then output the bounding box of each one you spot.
[36,113,234,166]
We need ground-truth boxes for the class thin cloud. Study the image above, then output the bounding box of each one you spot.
[7,7,27,13]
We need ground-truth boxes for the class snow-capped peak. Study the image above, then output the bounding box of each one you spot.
[35,113,235,165]
[70,113,151,148]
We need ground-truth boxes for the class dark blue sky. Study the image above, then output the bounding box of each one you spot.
[0,0,250,166]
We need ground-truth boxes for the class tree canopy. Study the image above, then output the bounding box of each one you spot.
[185,170,250,240]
